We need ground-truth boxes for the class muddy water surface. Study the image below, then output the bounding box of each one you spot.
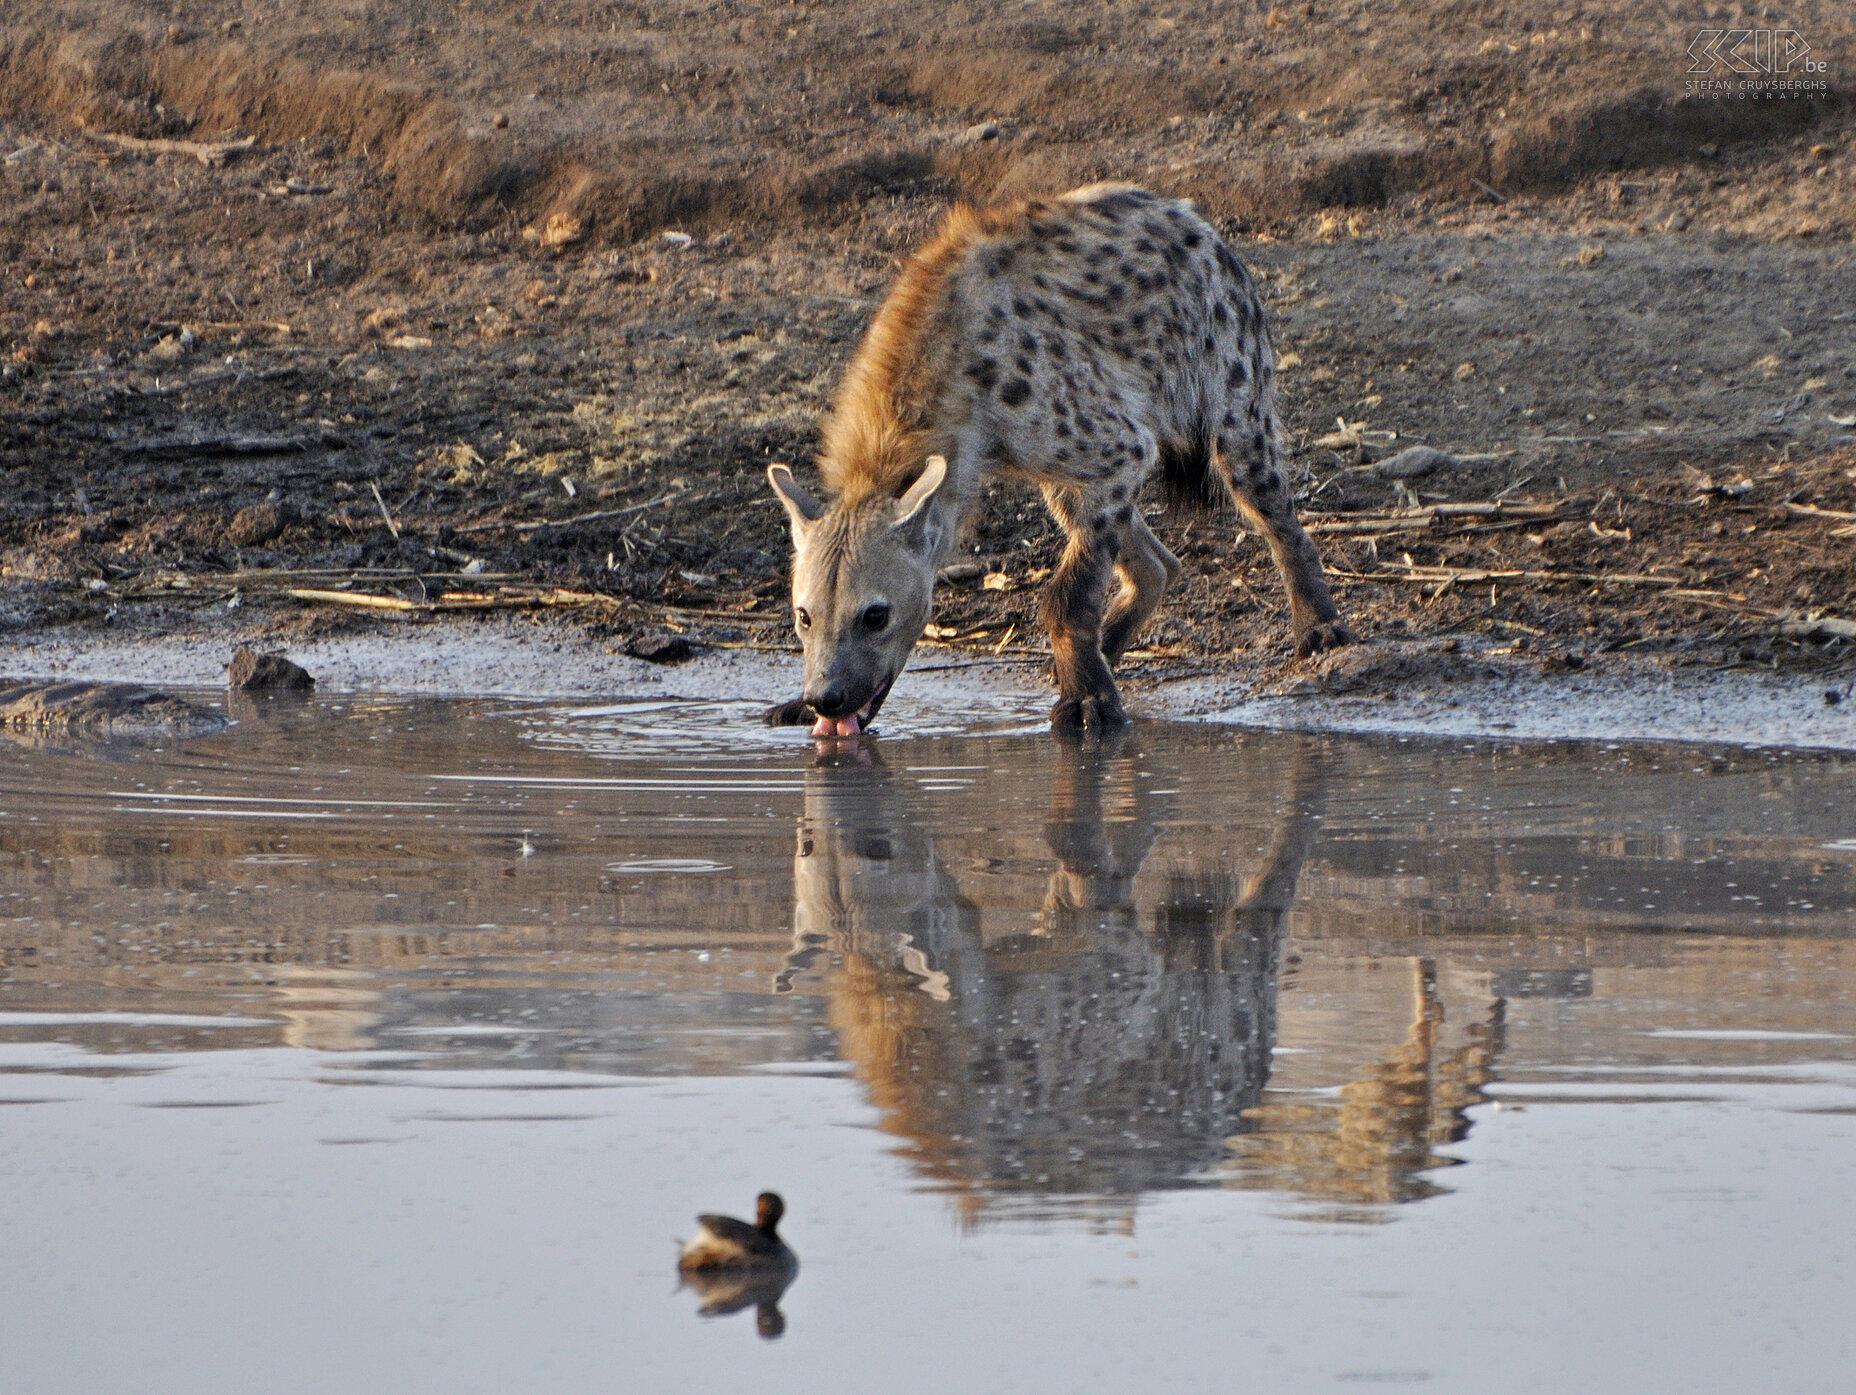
[3,696,1854,1393]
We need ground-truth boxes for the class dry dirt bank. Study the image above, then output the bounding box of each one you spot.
[2,2,1853,697]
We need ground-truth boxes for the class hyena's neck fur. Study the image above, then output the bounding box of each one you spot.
[815,204,1021,539]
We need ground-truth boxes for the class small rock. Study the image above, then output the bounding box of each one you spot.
[624,634,695,664]
[540,211,585,248]
[491,111,510,129]
[1374,445,1459,480]
[1664,210,1690,232]
[965,121,1001,143]
[981,571,1011,590]
[936,562,985,584]
[1698,142,1719,158]
[1825,689,1843,707]
[1452,361,1476,381]
[226,499,297,547]
[660,230,694,250]
[49,515,120,546]
[146,326,197,363]
[226,647,316,691]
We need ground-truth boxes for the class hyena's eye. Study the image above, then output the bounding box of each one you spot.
[862,604,890,632]
[795,608,812,630]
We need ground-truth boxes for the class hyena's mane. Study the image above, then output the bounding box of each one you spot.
[816,201,1035,508]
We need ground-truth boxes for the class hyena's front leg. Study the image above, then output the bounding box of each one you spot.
[1040,485,1127,730]
[1214,431,1354,657]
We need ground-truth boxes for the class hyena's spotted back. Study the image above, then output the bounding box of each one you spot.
[770,184,1350,737]
[937,183,1282,503]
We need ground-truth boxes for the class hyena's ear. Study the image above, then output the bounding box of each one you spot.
[890,455,948,555]
[767,463,825,541]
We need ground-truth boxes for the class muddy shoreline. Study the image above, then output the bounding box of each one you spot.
[4,614,1852,752]
[4,4,1855,726]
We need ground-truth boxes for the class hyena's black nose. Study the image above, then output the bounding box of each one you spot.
[807,684,851,718]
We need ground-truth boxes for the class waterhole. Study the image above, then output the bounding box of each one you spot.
[2,695,1852,1392]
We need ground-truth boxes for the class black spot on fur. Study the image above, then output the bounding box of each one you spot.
[1226,359,1247,388]
[999,378,1033,407]
[966,358,999,390]
[1048,339,1066,360]
[1182,231,1202,248]
[1055,421,1072,439]
[1111,483,1128,500]
[1014,357,1033,375]
[1019,329,1038,353]
[1212,302,1229,325]
[1012,298,1030,317]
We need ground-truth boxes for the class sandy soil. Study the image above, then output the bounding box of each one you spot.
[2,2,1853,710]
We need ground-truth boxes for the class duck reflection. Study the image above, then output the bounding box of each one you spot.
[778,734,1321,1211]
[678,1268,797,1340]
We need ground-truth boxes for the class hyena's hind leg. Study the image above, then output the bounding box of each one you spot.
[1100,512,1182,666]
[1213,422,1354,657]
[1039,483,1129,731]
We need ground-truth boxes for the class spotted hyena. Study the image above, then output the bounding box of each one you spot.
[767,183,1352,737]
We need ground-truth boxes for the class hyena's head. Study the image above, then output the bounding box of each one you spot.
[767,455,948,738]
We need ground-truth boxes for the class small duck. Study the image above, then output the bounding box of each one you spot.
[678,1191,798,1273]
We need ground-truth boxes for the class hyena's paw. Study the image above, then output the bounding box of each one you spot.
[763,697,816,727]
[1050,692,1129,732]
[1293,620,1358,659]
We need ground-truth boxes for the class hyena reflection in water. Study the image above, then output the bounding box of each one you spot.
[774,735,1322,1202]
[766,183,1352,738]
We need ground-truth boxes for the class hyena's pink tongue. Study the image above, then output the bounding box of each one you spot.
[810,712,862,738]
